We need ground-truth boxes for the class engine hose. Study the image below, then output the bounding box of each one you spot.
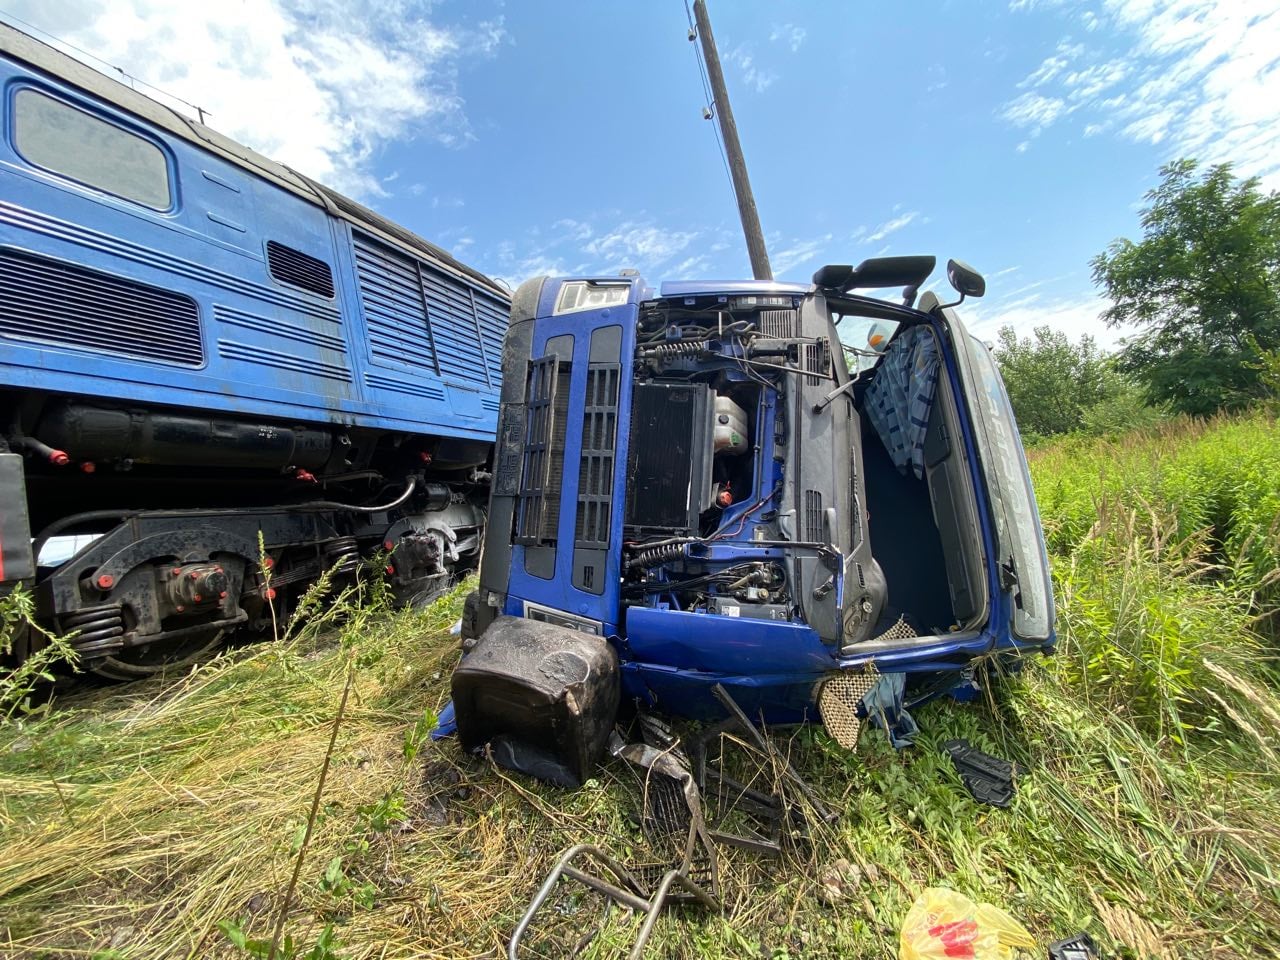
[624,541,690,571]
[286,476,417,514]
[642,340,709,360]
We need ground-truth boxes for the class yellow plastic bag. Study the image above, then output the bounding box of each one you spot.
[900,887,1037,960]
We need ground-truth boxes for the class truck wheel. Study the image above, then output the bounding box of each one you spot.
[460,589,482,645]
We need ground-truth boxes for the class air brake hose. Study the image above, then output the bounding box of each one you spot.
[285,476,418,514]
[7,414,70,466]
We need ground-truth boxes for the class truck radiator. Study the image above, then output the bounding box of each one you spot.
[625,383,712,535]
[517,356,571,544]
[0,248,202,366]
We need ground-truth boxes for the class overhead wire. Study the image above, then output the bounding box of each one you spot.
[683,0,737,210]
[0,8,212,121]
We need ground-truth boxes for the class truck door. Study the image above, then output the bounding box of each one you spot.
[928,298,1055,644]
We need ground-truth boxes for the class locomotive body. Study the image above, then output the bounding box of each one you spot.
[0,23,508,677]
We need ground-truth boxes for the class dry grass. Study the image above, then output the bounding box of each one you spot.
[2,581,1277,960]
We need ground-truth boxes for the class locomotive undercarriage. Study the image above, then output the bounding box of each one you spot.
[3,391,487,679]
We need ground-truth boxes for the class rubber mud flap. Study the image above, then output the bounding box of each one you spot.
[451,616,619,787]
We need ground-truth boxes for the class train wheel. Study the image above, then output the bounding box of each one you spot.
[89,630,226,682]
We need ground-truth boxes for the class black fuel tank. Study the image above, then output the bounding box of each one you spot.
[35,401,335,471]
[452,616,619,787]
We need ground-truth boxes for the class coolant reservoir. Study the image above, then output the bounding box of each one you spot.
[713,396,749,454]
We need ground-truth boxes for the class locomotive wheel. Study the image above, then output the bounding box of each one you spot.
[89,630,226,682]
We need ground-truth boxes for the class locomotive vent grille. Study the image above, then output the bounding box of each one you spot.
[266,241,335,299]
[0,248,202,366]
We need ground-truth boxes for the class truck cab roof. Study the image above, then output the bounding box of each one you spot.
[657,280,811,299]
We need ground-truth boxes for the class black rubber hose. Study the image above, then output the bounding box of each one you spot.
[285,476,417,514]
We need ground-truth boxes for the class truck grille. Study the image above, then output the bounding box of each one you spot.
[575,364,620,548]
[0,248,202,366]
[517,356,571,545]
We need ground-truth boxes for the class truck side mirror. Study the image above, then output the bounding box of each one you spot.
[946,259,986,300]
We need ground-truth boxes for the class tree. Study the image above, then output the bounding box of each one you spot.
[993,325,1116,439]
[1091,159,1280,416]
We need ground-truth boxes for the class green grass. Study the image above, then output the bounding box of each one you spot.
[2,412,1280,959]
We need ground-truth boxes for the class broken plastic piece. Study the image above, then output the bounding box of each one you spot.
[944,739,1023,808]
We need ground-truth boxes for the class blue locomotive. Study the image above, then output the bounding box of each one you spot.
[0,23,508,678]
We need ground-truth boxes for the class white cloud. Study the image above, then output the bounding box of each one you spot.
[862,211,920,244]
[1018,41,1084,88]
[669,255,714,279]
[1007,0,1280,186]
[488,215,705,289]
[770,233,833,276]
[1000,92,1068,133]
[723,44,778,93]
[769,23,807,53]
[4,0,507,199]
[967,294,1117,347]
[582,222,698,266]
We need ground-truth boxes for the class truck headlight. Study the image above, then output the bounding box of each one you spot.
[554,280,630,315]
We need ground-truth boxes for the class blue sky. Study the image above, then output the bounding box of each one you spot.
[8,0,1278,345]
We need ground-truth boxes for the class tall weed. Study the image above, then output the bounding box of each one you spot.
[1031,411,1280,618]
[1052,499,1278,754]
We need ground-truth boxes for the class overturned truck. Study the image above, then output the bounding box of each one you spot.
[452,258,1054,784]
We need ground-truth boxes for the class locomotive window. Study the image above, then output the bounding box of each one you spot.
[12,89,172,210]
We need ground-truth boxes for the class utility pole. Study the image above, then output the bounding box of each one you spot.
[692,0,772,281]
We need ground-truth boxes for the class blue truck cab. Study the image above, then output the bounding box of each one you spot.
[452,257,1054,783]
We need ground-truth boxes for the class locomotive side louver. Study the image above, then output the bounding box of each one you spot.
[266,241,335,298]
[0,248,202,366]
[352,230,505,390]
